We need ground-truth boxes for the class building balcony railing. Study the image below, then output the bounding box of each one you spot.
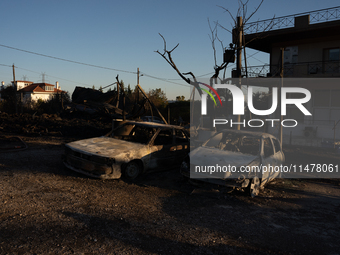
[244,6,340,34]
[235,60,340,78]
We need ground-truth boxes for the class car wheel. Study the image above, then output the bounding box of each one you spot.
[180,157,189,172]
[249,176,260,198]
[123,161,142,180]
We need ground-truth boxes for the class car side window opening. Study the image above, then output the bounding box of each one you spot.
[239,137,260,156]
[217,134,240,152]
[110,124,135,140]
[205,132,223,148]
[175,129,188,144]
[263,138,274,158]
[272,138,281,153]
[154,129,173,145]
[205,132,258,155]
[130,126,156,144]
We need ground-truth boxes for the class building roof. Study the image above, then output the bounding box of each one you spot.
[244,17,340,53]
[17,83,64,93]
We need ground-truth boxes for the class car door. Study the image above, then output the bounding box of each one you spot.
[149,128,177,170]
[261,137,277,185]
[173,129,190,166]
[271,137,285,178]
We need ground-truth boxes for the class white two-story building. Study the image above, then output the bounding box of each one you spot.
[13,81,64,102]
[242,6,340,147]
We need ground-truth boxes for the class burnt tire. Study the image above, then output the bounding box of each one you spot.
[180,157,190,176]
[248,176,261,198]
[123,161,142,180]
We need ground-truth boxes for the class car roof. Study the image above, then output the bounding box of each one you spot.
[142,116,162,119]
[218,129,278,139]
[120,120,185,130]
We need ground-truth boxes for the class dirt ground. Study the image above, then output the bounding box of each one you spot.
[0,113,340,254]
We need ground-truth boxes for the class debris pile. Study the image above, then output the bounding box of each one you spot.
[64,86,147,120]
[0,112,111,139]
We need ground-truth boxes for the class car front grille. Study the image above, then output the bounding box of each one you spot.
[64,146,115,175]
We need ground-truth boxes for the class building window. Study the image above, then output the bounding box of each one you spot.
[284,46,298,64]
[323,48,340,73]
[283,46,298,76]
[44,86,54,91]
[328,48,340,61]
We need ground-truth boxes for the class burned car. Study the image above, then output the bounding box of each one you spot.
[180,130,285,197]
[64,121,189,179]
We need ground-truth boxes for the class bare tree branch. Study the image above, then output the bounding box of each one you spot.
[156,0,270,97]
[216,21,233,34]
[216,33,224,54]
[217,5,236,24]
[155,34,202,95]
[182,72,198,82]
[208,18,218,67]
[244,0,263,23]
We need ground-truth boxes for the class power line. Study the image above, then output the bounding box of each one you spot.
[2,62,191,89]
[14,66,94,87]
[0,63,12,68]
[161,71,215,80]
[141,73,191,88]
[0,43,232,89]
[0,43,137,75]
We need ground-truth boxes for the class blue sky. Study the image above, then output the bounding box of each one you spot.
[0,0,338,100]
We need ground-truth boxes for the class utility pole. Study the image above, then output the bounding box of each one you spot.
[137,67,140,102]
[236,16,243,130]
[12,64,16,86]
[12,64,18,114]
[279,48,285,145]
[116,78,120,108]
[236,17,243,79]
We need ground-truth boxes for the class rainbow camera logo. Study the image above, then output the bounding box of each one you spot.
[198,82,223,107]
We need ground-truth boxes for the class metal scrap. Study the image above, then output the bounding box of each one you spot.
[0,136,28,152]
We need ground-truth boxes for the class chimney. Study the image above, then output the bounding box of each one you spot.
[56,81,60,90]
[1,81,4,90]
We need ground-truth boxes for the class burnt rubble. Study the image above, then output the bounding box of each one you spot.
[0,112,112,139]
[64,86,147,120]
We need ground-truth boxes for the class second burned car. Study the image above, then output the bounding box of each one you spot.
[180,130,285,197]
[64,121,190,179]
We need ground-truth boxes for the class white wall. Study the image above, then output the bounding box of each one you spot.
[14,81,32,91]
[23,92,55,103]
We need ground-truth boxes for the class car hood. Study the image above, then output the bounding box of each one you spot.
[190,146,258,167]
[65,137,149,160]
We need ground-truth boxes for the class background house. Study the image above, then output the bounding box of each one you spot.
[13,81,64,103]
[242,6,340,146]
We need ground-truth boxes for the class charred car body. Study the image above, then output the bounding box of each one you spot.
[180,130,285,197]
[64,121,190,179]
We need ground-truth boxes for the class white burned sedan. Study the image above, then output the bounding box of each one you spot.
[180,130,285,197]
[64,121,189,179]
